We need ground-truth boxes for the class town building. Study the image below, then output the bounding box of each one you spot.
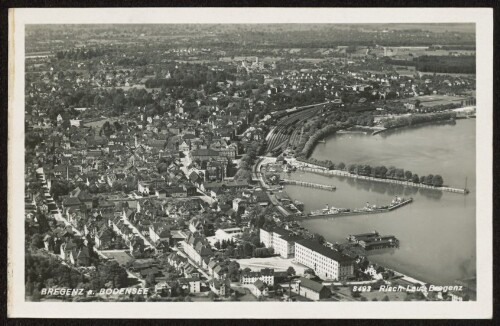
[251,280,269,298]
[178,277,201,294]
[294,239,354,281]
[240,268,274,286]
[209,278,228,296]
[259,227,303,258]
[291,277,331,301]
[182,233,213,266]
[214,227,243,242]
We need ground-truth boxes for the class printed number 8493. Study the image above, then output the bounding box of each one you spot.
[352,286,372,292]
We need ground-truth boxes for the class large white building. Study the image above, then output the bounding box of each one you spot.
[260,227,274,248]
[259,227,303,258]
[295,239,354,281]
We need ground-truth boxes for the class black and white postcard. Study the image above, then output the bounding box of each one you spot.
[7,7,493,319]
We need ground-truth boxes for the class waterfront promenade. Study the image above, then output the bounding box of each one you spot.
[289,160,468,195]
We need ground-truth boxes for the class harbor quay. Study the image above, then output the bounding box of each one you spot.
[290,162,468,195]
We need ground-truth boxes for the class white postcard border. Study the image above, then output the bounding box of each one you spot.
[8,7,493,319]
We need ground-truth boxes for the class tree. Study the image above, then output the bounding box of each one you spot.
[102,121,113,137]
[412,173,420,183]
[386,166,396,178]
[379,166,388,178]
[208,291,217,300]
[226,245,235,258]
[230,293,239,301]
[305,268,315,276]
[50,180,71,201]
[432,174,444,187]
[31,233,44,250]
[395,169,405,180]
[113,121,122,132]
[133,294,146,302]
[61,119,70,130]
[98,261,128,288]
[314,233,325,244]
[382,295,390,301]
[242,242,253,257]
[31,289,42,302]
[25,277,34,296]
[227,261,240,281]
[425,174,434,185]
[337,162,345,170]
[286,266,296,276]
[145,273,156,288]
[404,170,413,180]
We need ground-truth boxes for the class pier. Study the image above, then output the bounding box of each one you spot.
[293,165,469,195]
[297,198,413,220]
[280,178,336,191]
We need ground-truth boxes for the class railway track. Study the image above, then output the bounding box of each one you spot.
[266,105,325,153]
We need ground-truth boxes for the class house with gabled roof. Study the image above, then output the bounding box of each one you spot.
[62,196,82,211]
[95,226,114,249]
[207,259,219,277]
[60,239,78,261]
[149,223,171,244]
[69,246,91,266]
[178,277,201,294]
[209,278,229,296]
[291,277,331,301]
[212,264,226,280]
[251,279,269,298]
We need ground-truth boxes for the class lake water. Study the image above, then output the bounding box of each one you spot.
[284,119,476,285]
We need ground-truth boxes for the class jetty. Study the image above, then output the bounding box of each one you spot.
[294,166,469,195]
[280,179,336,191]
[347,231,399,250]
[297,198,413,220]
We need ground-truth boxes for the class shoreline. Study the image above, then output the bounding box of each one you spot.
[306,115,460,156]
[370,117,458,136]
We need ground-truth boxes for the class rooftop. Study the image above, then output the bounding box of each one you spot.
[296,239,353,263]
[296,277,330,294]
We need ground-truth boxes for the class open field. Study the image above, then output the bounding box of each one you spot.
[236,256,308,275]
